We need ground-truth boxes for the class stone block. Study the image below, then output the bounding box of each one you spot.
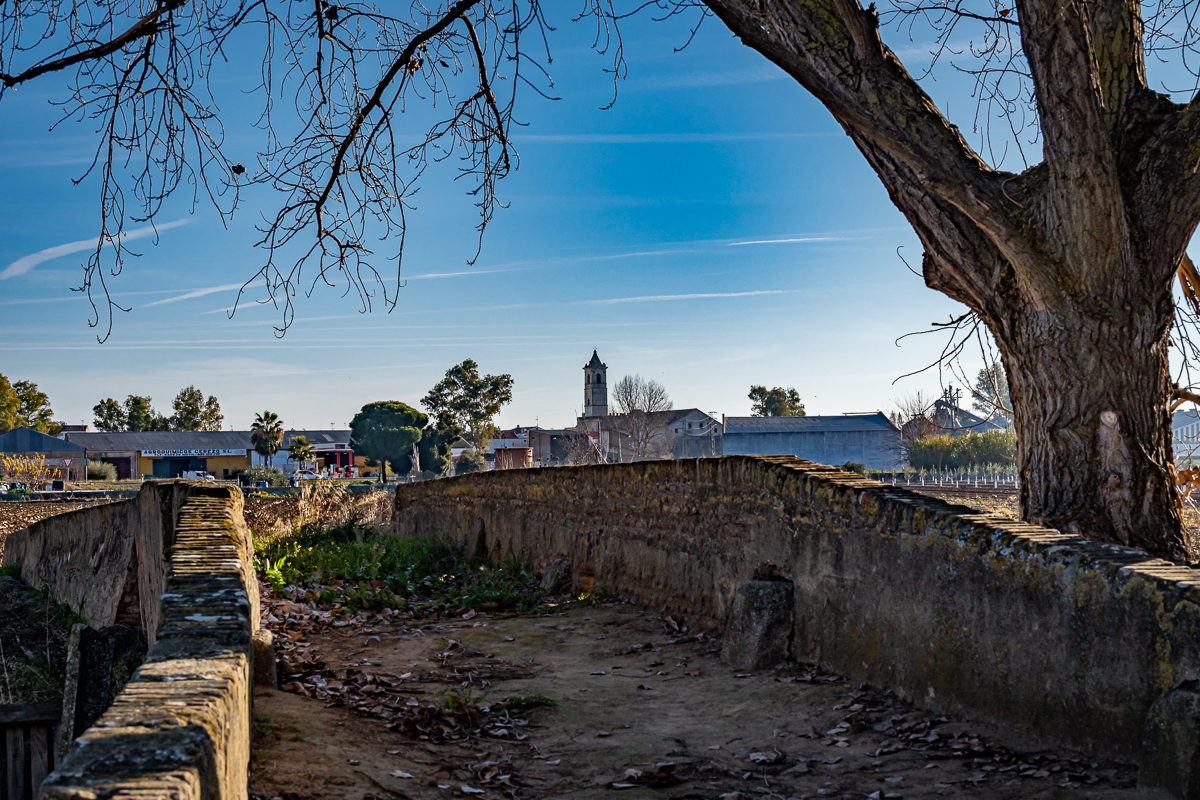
[1141,685,1200,799]
[252,629,277,688]
[720,579,794,671]
[540,556,572,594]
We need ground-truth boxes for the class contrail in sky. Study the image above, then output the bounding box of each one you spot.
[588,290,787,304]
[143,283,244,308]
[727,237,848,246]
[0,219,191,281]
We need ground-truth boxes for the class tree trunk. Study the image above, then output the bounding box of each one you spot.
[998,298,1186,560]
[699,0,1200,561]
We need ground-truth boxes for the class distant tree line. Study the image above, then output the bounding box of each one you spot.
[0,374,59,435]
[92,386,223,432]
[893,366,1017,471]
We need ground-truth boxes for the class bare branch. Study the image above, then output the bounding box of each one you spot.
[0,0,188,88]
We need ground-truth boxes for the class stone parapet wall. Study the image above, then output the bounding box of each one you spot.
[3,481,199,644]
[391,456,1200,759]
[4,481,257,800]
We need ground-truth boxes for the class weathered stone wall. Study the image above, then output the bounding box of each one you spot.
[392,456,1200,759]
[3,481,198,644]
[4,481,258,800]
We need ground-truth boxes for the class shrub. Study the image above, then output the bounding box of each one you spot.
[1,454,53,486]
[909,435,956,470]
[454,448,486,475]
[841,461,867,476]
[87,461,118,481]
[909,429,1017,470]
[240,465,290,487]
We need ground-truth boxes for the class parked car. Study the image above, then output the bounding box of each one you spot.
[294,470,324,480]
[183,471,216,480]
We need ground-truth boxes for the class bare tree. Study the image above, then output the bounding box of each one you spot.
[561,430,607,466]
[612,374,673,459]
[0,0,589,340]
[889,391,939,467]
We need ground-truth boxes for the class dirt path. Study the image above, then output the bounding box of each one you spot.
[250,602,1138,800]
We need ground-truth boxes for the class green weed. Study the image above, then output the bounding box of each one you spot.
[262,556,290,590]
[497,692,556,713]
[0,574,85,703]
[254,520,547,615]
[437,686,488,712]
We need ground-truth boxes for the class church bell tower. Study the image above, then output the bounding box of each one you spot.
[583,350,608,418]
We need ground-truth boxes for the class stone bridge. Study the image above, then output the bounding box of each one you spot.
[393,456,1200,797]
[6,459,1200,797]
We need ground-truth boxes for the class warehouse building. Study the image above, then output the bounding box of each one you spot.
[61,429,357,479]
[252,430,355,474]
[64,431,253,480]
[722,412,902,471]
[0,427,88,481]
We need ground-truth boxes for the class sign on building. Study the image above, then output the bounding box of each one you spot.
[140,449,248,458]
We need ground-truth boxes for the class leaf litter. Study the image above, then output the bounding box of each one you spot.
[252,512,1145,800]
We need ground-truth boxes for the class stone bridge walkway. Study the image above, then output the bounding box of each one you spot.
[250,600,1139,800]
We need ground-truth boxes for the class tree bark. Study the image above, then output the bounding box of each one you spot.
[999,296,1184,559]
[702,0,1200,560]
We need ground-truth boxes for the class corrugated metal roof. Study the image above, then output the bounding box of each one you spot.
[63,429,353,451]
[283,430,351,446]
[724,413,897,434]
[65,430,253,451]
[1174,410,1200,432]
[0,427,86,452]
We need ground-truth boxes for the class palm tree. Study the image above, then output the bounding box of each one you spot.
[251,411,284,466]
[288,435,315,473]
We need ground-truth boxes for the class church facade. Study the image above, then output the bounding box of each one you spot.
[574,350,720,461]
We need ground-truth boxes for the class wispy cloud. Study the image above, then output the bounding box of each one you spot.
[585,248,708,261]
[406,267,519,280]
[0,219,192,281]
[587,290,788,305]
[143,283,244,308]
[728,237,850,246]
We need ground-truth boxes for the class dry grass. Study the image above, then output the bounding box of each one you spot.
[246,484,392,544]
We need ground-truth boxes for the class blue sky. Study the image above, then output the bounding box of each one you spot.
[0,8,1029,430]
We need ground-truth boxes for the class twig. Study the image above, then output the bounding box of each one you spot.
[0,640,11,704]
